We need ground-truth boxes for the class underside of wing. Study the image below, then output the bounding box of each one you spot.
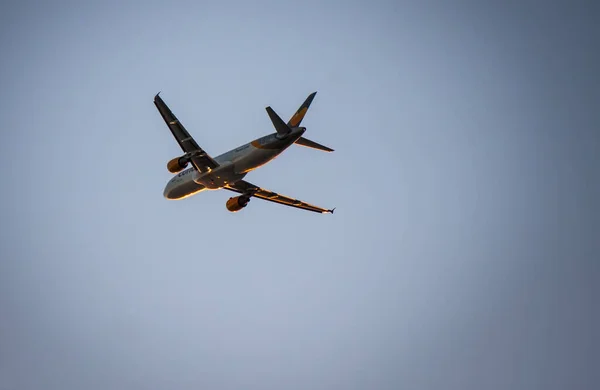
[154,93,219,173]
[225,180,334,214]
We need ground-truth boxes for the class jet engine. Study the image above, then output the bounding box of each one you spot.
[167,156,190,173]
[226,195,250,212]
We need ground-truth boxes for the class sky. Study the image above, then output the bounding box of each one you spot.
[0,1,598,389]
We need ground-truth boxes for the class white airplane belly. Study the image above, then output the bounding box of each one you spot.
[164,177,206,199]
[193,162,246,189]
[233,146,279,174]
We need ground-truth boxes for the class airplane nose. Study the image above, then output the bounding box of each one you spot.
[163,185,171,199]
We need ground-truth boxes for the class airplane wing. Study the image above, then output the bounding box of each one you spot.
[154,93,219,173]
[225,180,334,214]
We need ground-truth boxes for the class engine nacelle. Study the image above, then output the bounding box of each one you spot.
[226,195,250,212]
[167,156,190,173]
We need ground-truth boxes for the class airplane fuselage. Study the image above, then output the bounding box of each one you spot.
[163,127,305,199]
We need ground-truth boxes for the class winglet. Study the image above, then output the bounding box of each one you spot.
[266,106,292,136]
[327,208,336,214]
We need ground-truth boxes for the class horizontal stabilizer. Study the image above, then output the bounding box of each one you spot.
[295,137,334,152]
[266,106,292,136]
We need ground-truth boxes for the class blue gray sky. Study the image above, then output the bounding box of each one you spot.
[1,1,598,389]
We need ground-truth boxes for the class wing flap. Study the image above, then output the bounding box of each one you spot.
[225,180,334,214]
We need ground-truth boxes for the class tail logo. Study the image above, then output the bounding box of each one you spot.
[288,107,308,127]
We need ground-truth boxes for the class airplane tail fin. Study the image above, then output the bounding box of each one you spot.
[295,137,334,152]
[266,92,333,152]
[287,92,317,128]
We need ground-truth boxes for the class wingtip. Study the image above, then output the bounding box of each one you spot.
[327,207,336,214]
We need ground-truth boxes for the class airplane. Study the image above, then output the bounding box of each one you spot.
[155,91,336,214]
